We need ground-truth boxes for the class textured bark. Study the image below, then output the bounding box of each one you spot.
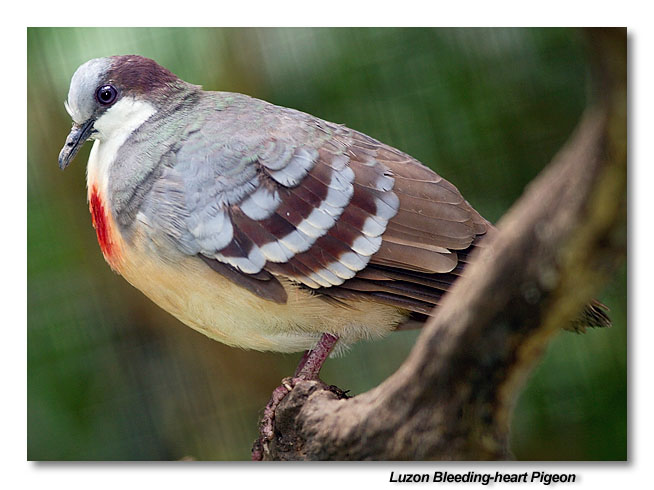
[254,28,626,461]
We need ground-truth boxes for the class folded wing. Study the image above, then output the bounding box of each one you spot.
[150,102,490,315]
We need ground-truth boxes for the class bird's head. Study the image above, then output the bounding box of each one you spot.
[58,55,190,170]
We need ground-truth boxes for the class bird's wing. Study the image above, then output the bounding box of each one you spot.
[148,102,489,311]
[264,128,492,314]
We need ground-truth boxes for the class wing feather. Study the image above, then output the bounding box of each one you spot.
[151,96,489,311]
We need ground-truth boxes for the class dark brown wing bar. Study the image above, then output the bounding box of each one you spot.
[308,129,492,316]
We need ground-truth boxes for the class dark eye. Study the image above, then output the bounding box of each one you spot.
[96,85,118,106]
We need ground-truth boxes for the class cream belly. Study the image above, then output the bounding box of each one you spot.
[86,177,408,352]
[114,222,408,352]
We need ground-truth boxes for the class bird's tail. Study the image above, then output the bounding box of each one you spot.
[565,299,612,333]
[396,298,612,333]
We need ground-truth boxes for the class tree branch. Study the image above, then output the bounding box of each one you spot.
[255,28,626,461]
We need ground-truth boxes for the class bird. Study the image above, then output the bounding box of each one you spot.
[58,55,610,450]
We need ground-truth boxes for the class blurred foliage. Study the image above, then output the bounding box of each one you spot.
[27,27,626,461]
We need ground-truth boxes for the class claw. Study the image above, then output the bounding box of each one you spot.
[252,333,341,460]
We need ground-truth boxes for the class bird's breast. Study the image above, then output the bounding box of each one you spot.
[87,139,125,271]
[88,184,123,271]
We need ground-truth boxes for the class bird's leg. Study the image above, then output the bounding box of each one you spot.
[252,333,339,460]
[293,332,339,379]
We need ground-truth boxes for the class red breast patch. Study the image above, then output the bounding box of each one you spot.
[89,185,115,263]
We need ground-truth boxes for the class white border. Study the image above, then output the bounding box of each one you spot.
[9,2,650,489]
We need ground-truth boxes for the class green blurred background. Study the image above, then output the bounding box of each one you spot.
[27,27,627,461]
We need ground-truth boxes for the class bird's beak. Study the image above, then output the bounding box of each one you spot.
[58,119,95,170]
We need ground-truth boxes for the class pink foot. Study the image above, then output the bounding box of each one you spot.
[252,333,339,460]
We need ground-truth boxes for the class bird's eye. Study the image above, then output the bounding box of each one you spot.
[96,85,118,106]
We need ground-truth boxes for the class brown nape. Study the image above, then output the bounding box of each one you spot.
[108,55,180,95]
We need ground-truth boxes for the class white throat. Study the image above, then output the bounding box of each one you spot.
[87,97,157,196]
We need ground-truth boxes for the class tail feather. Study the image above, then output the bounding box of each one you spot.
[566,299,612,333]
